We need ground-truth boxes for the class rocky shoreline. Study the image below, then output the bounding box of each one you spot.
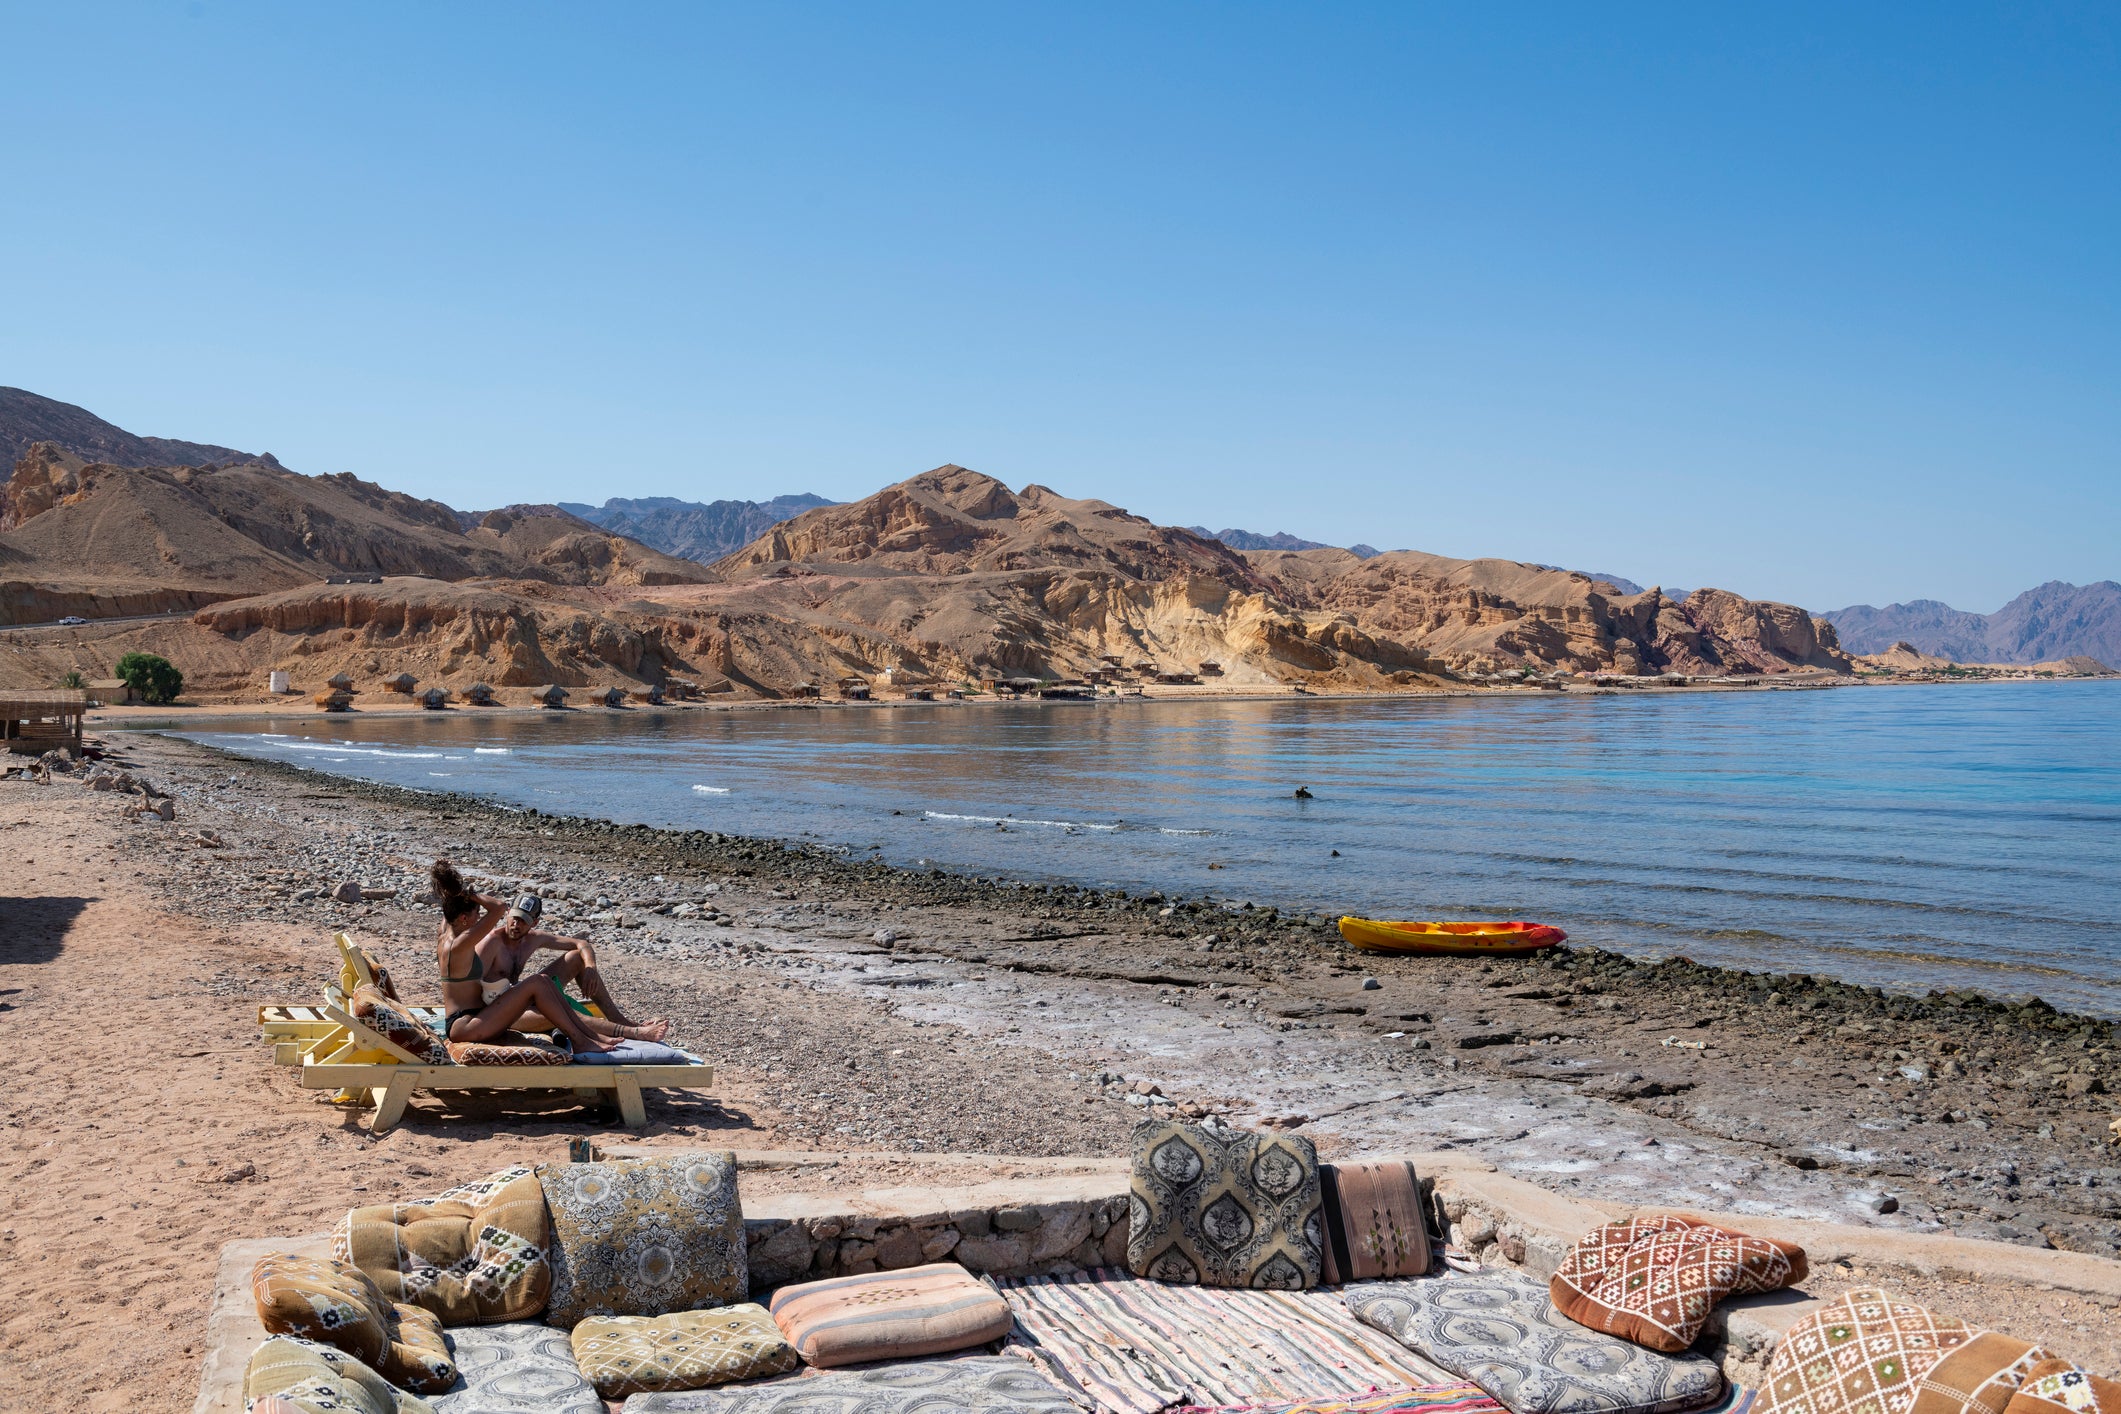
[72,731,2121,1258]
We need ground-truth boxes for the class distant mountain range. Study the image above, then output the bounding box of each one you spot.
[1818,582,2121,665]
[1186,526,1381,558]
[560,494,837,563]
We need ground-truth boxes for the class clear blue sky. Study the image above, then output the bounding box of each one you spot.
[3,3,2115,611]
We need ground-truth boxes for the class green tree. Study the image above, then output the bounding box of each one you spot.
[114,652,183,704]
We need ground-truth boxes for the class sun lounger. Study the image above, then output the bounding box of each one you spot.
[255,934,711,1134]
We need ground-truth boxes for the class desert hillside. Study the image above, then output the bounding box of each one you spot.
[0,386,254,481]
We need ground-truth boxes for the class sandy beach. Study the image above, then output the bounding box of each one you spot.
[3,728,2118,1412]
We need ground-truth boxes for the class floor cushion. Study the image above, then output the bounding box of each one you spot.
[624,1354,1083,1414]
[1128,1119,1324,1289]
[538,1151,748,1328]
[351,983,450,1064]
[252,1252,459,1394]
[572,1303,799,1397]
[2005,1360,2121,1414]
[447,1033,569,1066]
[569,1038,697,1065]
[1344,1270,1725,1414]
[244,1334,436,1414]
[1758,1289,2048,1414]
[335,1165,552,1326]
[1320,1160,1432,1284]
[1550,1216,1806,1354]
[769,1262,1014,1368]
[433,1321,604,1414]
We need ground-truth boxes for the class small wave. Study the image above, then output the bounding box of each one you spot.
[925,810,1120,831]
[268,738,445,760]
[429,772,453,777]
[692,785,732,795]
[1158,827,1212,836]
[473,747,511,755]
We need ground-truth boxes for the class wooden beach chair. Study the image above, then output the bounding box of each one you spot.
[255,935,710,1134]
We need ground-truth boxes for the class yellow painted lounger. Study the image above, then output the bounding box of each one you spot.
[1339,917,1566,956]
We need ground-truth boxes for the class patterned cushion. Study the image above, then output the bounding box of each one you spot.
[334,1165,552,1326]
[2005,1361,2121,1414]
[447,1033,569,1066]
[251,1252,458,1394]
[538,1152,748,1328]
[1128,1119,1324,1289]
[625,1355,1082,1414]
[1320,1161,1431,1284]
[434,1322,603,1414]
[1344,1270,1724,1414]
[1174,1386,1506,1414]
[351,983,449,1064]
[1758,1289,2048,1414]
[244,1334,436,1414]
[572,1303,799,1397]
[1550,1216,1806,1354]
[769,1263,1014,1368]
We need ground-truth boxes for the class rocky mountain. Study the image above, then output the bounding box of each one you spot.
[1819,581,2121,664]
[0,387,256,484]
[1186,526,1382,558]
[560,493,836,564]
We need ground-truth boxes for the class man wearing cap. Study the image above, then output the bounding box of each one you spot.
[493,893,670,1042]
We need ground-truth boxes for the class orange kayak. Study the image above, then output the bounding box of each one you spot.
[1339,917,1566,955]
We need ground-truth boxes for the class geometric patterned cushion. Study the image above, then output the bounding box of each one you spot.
[1550,1216,1807,1353]
[243,1334,436,1414]
[250,1252,458,1394]
[433,1323,603,1414]
[538,1153,749,1328]
[350,984,450,1064]
[1344,1269,1725,1414]
[571,1304,799,1397]
[1127,1119,1324,1289]
[1758,1290,2049,1414]
[768,1264,1014,1368]
[623,1355,1084,1414]
[333,1166,552,1326]
[2004,1361,2121,1414]
[1320,1161,1432,1284]
[445,1034,569,1066]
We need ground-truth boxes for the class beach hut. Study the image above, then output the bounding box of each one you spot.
[417,686,450,710]
[1,689,87,755]
[327,672,355,692]
[836,677,870,700]
[906,687,935,701]
[463,682,496,706]
[89,677,135,706]
[1198,660,1224,677]
[268,670,291,694]
[596,686,628,708]
[789,682,821,699]
[315,689,354,713]
[534,685,570,709]
[631,683,665,706]
[380,672,417,694]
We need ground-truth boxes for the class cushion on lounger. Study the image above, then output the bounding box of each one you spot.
[446,1033,568,1066]
[1758,1289,2048,1414]
[538,1152,748,1328]
[334,1165,552,1325]
[2003,1360,2121,1414]
[624,1354,1083,1414]
[1344,1269,1724,1414]
[568,1038,696,1065]
[571,1303,799,1397]
[244,1334,436,1414]
[1550,1215,1806,1354]
[434,1321,604,1414]
[1319,1160,1432,1284]
[350,984,449,1064]
[1127,1118,1324,1289]
[769,1263,1014,1368]
[252,1252,458,1394]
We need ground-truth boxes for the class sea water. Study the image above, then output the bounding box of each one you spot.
[174,681,2121,1015]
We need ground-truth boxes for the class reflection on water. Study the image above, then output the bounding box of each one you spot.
[176,682,2121,1015]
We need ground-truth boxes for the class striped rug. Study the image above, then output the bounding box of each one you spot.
[996,1268,1456,1414]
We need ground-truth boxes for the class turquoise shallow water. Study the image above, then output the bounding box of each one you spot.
[177,680,2121,1016]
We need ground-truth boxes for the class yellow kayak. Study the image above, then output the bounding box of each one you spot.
[1339,917,1566,956]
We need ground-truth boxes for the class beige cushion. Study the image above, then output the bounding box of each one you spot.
[571,1304,798,1397]
[1760,1289,2047,1414]
[250,1252,457,1394]
[243,1334,435,1414]
[334,1164,551,1325]
[768,1263,1014,1368]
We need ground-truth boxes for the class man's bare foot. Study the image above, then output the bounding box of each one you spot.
[572,1031,619,1053]
[618,1019,671,1042]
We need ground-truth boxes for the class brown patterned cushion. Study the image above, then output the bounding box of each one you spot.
[769,1263,1013,1368]
[446,1033,568,1065]
[1127,1119,1323,1289]
[250,1253,457,1394]
[572,1304,798,1397]
[1319,1160,1430,1284]
[1759,1289,2048,1414]
[243,1335,435,1414]
[349,984,449,1064]
[2005,1360,2121,1414]
[334,1165,551,1325]
[1551,1214,1806,1353]
[538,1152,748,1328]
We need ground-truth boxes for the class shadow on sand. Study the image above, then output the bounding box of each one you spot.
[0,894,92,966]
